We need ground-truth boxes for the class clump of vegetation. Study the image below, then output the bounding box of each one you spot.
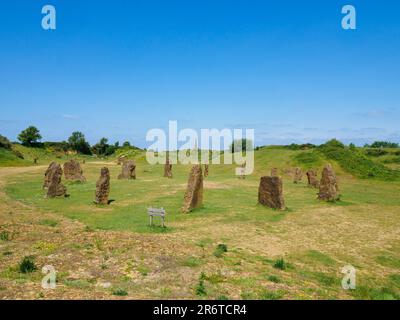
[67,131,92,155]
[319,139,400,180]
[195,272,207,296]
[214,244,228,258]
[183,256,202,267]
[39,219,58,227]
[12,149,24,159]
[273,258,287,270]
[112,288,128,296]
[0,231,11,241]
[19,256,37,273]
[364,148,388,157]
[267,275,281,283]
[259,289,284,300]
[366,141,399,148]
[285,143,316,150]
[0,135,12,149]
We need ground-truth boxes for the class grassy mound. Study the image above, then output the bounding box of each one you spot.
[0,148,30,167]
[319,140,400,180]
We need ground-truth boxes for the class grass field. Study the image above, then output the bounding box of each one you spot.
[1,147,400,299]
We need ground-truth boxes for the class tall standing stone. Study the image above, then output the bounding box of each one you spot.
[63,159,86,182]
[306,169,319,188]
[95,167,110,205]
[293,167,303,183]
[118,160,136,180]
[182,165,203,213]
[318,164,339,201]
[164,158,173,178]
[43,162,58,189]
[258,176,285,210]
[46,163,67,198]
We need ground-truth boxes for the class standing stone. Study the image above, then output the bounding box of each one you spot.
[63,159,86,182]
[95,167,110,205]
[258,176,285,210]
[318,164,339,201]
[306,169,319,188]
[43,162,58,189]
[182,165,203,213]
[293,167,303,183]
[164,158,173,178]
[118,160,136,180]
[271,168,279,177]
[238,162,246,179]
[204,164,209,178]
[46,163,67,198]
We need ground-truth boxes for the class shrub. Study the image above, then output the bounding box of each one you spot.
[214,244,228,258]
[268,275,281,283]
[19,256,37,273]
[370,141,399,148]
[0,231,10,241]
[112,288,128,296]
[365,148,388,157]
[12,149,24,159]
[0,135,12,149]
[273,258,287,270]
[195,273,207,296]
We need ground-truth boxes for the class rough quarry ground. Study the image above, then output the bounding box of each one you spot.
[0,148,400,300]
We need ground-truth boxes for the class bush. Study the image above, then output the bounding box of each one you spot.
[370,141,399,148]
[286,143,316,150]
[12,149,24,159]
[214,244,228,258]
[195,273,207,296]
[268,275,281,283]
[0,135,12,149]
[19,256,37,273]
[273,258,287,270]
[112,288,128,296]
[0,231,11,241]
[365,148,388,157]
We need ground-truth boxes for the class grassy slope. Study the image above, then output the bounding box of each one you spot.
[2,148,400,299]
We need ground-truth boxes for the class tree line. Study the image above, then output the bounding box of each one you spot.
[6,126,138,156]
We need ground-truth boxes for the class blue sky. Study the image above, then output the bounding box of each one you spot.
[0,0,399,147]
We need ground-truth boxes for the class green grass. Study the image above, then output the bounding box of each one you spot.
[319,141,400,180]
[0,148,30,167]
[3,147,400,300]
[39,219,59,227]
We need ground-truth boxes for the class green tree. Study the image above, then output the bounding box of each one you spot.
[122,141,131,148]
[370,141,399,148]
[92,138,117,156]
[18,126,42,146]
[68,131,92,155]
